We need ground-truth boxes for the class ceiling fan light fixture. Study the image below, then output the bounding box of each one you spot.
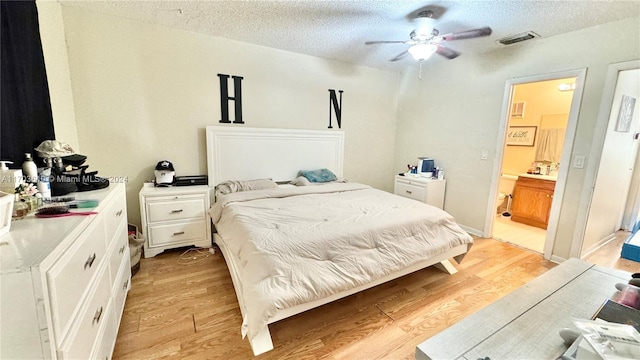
[413,10,436,38]
[408,43,437,61]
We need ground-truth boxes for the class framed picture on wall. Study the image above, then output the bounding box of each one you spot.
[511,102,526,117]
[615,95,636,132]
[506,126,537,146]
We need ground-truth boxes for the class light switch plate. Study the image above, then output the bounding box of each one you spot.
[481,150,488,160]
[573,155,586,168]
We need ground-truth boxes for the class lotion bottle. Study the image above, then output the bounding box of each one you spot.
[22,153,37,184]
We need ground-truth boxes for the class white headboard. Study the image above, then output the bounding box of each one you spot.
[205,126,344,186]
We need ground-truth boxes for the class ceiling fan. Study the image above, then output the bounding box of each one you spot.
[365,10,492,62]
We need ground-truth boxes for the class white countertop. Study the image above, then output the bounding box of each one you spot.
[0,183,123,274]
[518,173,557,181]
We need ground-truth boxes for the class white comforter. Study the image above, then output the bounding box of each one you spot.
[209,183,473,340]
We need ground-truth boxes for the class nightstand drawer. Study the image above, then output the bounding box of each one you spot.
[146,196,205,222]
[148,220,207,247]
[395,181,426,202]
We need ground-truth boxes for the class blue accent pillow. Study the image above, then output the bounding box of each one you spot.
[298,168,337,183]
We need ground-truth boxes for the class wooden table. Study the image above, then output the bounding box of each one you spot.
[415,258,632,359]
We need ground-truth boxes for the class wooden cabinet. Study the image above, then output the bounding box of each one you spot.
[139,184,211,258]
[511,176,555,229]
[0,183,130,359]
[394,175,446,209]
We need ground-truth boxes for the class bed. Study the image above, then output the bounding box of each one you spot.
[205,126,473,356]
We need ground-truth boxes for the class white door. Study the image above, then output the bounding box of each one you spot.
[582,68,640,255]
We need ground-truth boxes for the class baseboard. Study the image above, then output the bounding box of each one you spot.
[580,233,617,259]
[459,224,483,237]
[550,255,566,264]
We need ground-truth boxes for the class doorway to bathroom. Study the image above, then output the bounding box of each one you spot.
[486,69,586,257]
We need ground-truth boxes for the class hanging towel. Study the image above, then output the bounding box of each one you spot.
[535,128,565,163]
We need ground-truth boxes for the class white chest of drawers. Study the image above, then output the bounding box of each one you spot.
[394,175,446,209]
[0,182,130,359]
[139,184,212,258]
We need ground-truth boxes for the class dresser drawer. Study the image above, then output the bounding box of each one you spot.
[146,196,205,223]
[108,221,129,287]
[89,301,115,360]
[91,300,117,360]
[47,216,107,340]
[104,187,127,245]
[148,220,207,247]
[113,255,131,319]
[395,181,426,202]
[58,263,111,360]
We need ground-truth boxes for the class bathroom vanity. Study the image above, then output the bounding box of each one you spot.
[511,174,556,229]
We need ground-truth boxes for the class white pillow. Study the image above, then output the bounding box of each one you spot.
[216,178,278,194]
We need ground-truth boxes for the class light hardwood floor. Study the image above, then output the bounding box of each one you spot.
[113,236,638,359]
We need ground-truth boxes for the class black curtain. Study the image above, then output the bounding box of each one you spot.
[0,0,55,168]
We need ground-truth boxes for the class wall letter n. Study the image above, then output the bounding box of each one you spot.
[328,89,343,129]
[218,74,244,124]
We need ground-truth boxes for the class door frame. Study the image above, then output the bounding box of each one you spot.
[571,60,640,258]
[484,68,587,260]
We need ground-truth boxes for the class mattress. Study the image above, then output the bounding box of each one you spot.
[209,182,473,340]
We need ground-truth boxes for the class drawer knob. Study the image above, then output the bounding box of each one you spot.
[173,231,185,236]
[171,209,184,214]
[84,253,97,270]
[92,306,103,326]
[119,245,126,254]
[405,190,412,194]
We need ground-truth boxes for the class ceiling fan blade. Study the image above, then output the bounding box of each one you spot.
[389,51,409,62]
[365,40,407,45]
[440,27,492,41]
[435,45,460,60]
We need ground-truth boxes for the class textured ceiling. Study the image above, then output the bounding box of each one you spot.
[58,0,640,72]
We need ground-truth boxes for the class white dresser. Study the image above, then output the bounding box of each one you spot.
[139,184,211,258]
[394,175,446,209]
[0,182,130,359]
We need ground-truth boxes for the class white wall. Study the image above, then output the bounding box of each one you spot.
[52,6,400,227]
[36,0,80,152]
[583,68,640,254]
[395,16,640,260]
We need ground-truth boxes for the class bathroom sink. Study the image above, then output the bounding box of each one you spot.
[518,173,557,181]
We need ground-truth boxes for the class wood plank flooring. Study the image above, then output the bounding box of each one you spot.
[113,238,563,359]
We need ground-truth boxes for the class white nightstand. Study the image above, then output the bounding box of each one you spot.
[139,183,212,258]
[394,175,446,209]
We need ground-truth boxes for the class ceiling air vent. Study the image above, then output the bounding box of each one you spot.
[498,31,539,45]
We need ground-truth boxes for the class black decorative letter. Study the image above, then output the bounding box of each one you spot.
[328,89,343,129]
[218,74,244,124]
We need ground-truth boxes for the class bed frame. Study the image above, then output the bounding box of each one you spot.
[205,126,469,356]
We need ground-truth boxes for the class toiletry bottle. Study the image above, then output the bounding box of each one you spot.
[22,153,37,184]
[37,168,51,199]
